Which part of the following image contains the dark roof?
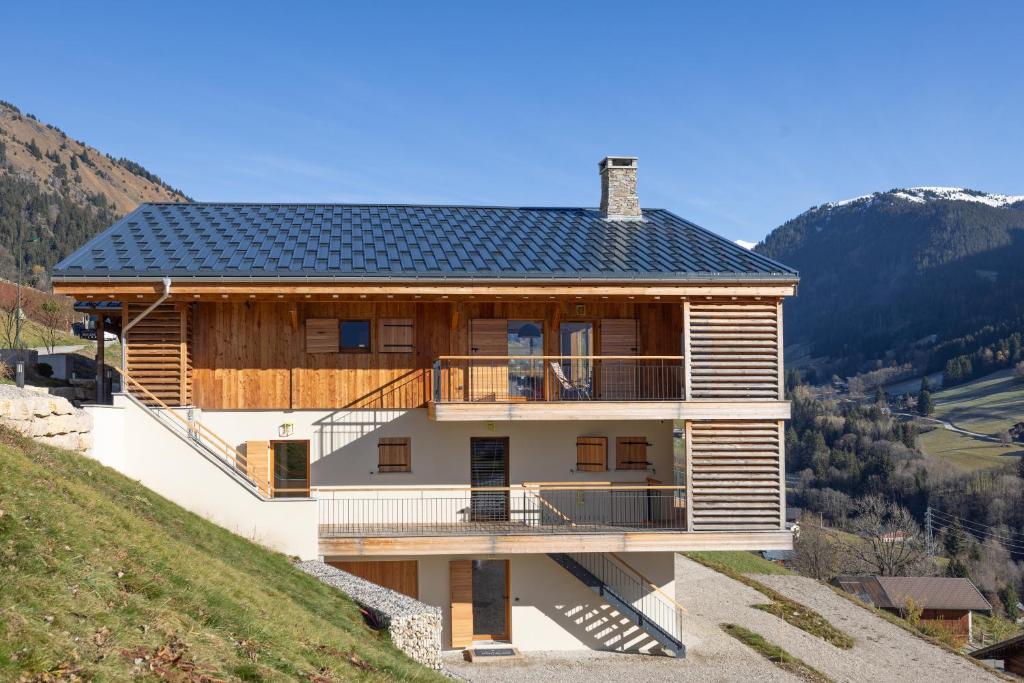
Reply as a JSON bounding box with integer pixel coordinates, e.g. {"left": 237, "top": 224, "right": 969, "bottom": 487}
{"left": 835, "top": 576, "right": 992, "bottom": 612}
{"left": 52, "top": 203, "right": 798, "bottom": 282}
{"left": 970, "top": 632, "right": 1024, "bottom": 661}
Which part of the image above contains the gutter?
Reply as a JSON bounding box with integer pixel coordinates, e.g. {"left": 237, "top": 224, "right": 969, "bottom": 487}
{"left": 120, "top": 277, "right": 172, "bottom": 374}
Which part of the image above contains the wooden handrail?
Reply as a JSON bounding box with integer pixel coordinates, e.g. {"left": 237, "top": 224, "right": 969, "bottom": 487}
{"left": 312, "top": 484, "right": 686, "bottom": 493}
{"left": 121, "top": 372, "right": 274, "bottom": 495}
{"left": 608, "top": 552, "right": 687, "bottom": 613}
{"left": 438, "top": 355, "right": 684, "bottom": 361}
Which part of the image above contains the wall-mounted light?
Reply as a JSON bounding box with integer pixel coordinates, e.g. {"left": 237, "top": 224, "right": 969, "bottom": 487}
{"left": 279, "top": 422, "right": 295, "bottom": 437}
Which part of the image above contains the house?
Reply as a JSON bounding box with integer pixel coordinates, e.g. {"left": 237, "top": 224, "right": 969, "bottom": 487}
{"left": 53, "top": 156, "right": 799, "bottom": 657}
{"left": 833, "top": 575, "right": 992, "bottom": 639}
{"left": 971, "top": 632, "right": 1024, "bottom": 676}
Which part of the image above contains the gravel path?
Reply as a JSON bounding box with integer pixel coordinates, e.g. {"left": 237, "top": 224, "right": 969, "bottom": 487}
{"left": 445, "top": 557, "right": 1000, "bottom": 682}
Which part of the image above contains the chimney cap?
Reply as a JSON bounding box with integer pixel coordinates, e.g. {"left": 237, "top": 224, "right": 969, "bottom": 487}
{"left": 599, "top": 156, "right": 638, "bottom": 173}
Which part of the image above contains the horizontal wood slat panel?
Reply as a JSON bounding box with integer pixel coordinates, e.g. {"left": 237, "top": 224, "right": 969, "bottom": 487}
{"left": 689, "top": 300, "right": 781, "bottom": 400}
{"left": 689, "top": 421, "right": 782, "bottom": 531}
{"left": 126, "top": 302, "right": 190, "bottom": 406}
{"left": 378, "top": 318, "right": 415, "bottom": 353}
{"left": 306, "top": 318, "right": 340, "bottom": 353}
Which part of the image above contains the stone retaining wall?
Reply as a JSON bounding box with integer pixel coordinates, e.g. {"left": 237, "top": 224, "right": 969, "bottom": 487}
{"left": 296, "top": 560, "right": 443, "bottom": 670}
{"left": 0, "top": 384, "right": 92, "bottom": 452}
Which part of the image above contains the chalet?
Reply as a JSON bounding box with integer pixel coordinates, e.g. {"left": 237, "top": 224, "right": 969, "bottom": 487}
{"left": 833, "top": 575, "right": 992, "bottom": 639}
{"left": 971, "top": 633, "right": 1024, "bottom": 676}
{"left": 54, "top": 156, "right": 799, "bottom": 656}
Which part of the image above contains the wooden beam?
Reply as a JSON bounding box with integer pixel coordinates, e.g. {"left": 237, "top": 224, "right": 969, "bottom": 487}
{"left": 318, "top": 530, "right": 794, "bottom": 556}
{"left": 429, "top": 400, "right": 792, "bottom": 422}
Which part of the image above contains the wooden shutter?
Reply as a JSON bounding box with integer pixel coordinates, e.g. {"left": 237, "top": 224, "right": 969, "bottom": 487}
{"left": 469, "top": 319, "right": 508, "bottom": 401}
{"left": 450, "top": 560, "right": 473, "bottom": 648}
{"left": 305, "top": 318, "right": 339, "bottom": 353}
{"left": 689, "top": 421, "right": 782, "bottom": 531}
{"left": 688, "top": 300, "right": 780, "bottom": 399}
{"left": 330, "top": 560, "right": 418, "bottom": 599}
{"left": 576, "top": 436, "right": 607, "bottom": 472}
{"left": 615, "top": 436, "right": 649, "bottom": 470}
{"left": 379, "top": 318, "right": 415, "bottom": 353}
{"left": 600, "top": 319, "right": 639, "bottom": 399}
{"left": 245, "top": 440, "right": 271, "bottom": 496}
{"left": 125, "top": 302, "right": 191, "bottom": 406}
{"left": 378, "top": 437, "right": 411, "bottom": 472}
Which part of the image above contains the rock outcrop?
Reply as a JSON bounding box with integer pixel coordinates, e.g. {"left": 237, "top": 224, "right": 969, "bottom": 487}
{"left": 0, "top": 384, "right": 93, "bottom": 452}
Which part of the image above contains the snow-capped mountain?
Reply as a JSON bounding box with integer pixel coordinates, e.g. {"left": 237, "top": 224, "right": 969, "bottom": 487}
{"left": 825, "top": 186, "right": 1024, "bottom": 211}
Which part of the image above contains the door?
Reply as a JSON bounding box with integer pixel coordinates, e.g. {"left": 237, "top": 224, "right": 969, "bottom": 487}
{"left": 472, "top": 559, "right": 510, "bottom": 641}
{"left": 600, "top": 319, "right": 639, "bottom": 399}
{"left": 469, "top": 319, "right": 508, "bottom": 401}
{"left": 271, "top": 440, "right": 310, "bottom": 498}
{"left": 470, "top": 437, "right": 509, "bottom": 522}
{"left": 558, "top": 321, "right": 594, "bottom": 399}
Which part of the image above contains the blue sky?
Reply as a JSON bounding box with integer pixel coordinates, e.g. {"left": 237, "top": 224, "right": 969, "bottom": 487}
{"left": 4, "top": 1, "right": 1023, "bottom": 243}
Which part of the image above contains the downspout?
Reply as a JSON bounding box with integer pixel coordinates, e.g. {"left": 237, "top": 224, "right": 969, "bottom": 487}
{"left": 121, "top": 277, "right": 172, "bottom": 377}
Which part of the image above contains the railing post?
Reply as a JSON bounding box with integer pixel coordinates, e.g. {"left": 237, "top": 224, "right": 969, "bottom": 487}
{"left": 432, "top": 359, "right": 442, "bottom": 402}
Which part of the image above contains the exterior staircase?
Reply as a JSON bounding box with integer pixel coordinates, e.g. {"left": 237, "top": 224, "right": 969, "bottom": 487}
{"left": 548, "top": 552, "right": 685, "bottom": 657}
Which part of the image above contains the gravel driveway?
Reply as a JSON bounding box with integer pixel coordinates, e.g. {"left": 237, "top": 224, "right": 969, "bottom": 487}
{"left": 444, "top": 555, "right": 1000, "bottom": 682}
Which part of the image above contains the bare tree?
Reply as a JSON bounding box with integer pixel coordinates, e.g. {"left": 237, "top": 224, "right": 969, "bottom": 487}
{"left": 840, "top": 496, "right": 932, "bottom": 576}
{"left": 0, "top": 287, "right": 19, "bottom": 348}
{"left": 37, "top": 298, "right": 71, "bottom": 353}
{"left": 792, "top": 514, "right": 844, "bottom": 580}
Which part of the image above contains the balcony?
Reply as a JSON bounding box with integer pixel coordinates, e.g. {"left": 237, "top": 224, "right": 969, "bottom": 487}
{"left": 428, "top": 355, "right": 790, "bottom": 421}
{"left": 315, "top": 485, "right": 792, "bottom": 556}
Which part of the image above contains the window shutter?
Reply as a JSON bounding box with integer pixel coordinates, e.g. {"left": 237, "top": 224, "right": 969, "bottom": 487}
{"left": 244, "top": 440, "right": 270, "bottom": 495}
{"left": 615, "top": 436, "right": 649, "bottom": 470}
{"left": 576, "top": 436, "right": 607, "bottom": 472}
{"left": 378, "top": 437, "right": 411, "bottom": 472}
{"left": 379, "top": 318, "right": 415, "bottom": 353}
{"left": 305, "top": 318, "right": 339, "bottom": 353}
{"left": 450, "top": 560, "right": 473, "bottom": 648}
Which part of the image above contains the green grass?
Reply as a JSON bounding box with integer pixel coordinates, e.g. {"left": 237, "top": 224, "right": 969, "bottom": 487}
{"left": 0, "top": 429, "right": 443, "bottom": 682}
{"left": 686, "top": 551, "right": 795, "bottom": 576}
{"left": 918, "top": 427, "right": 1022, "bottom": 472}
{"left": 721, "top": 623, "right": 833, "bottom": 683}
{"left": 932, "top": 368, "right": 1024, "bottom": 434}
{"left": 1, "top": 315, "right": 83, "bottom": 351}
{"left": 685, "top": 553, "right": 854, "bottom": 649}
{"left": 972, "top": 612, "right": 1023, "bottom": 646}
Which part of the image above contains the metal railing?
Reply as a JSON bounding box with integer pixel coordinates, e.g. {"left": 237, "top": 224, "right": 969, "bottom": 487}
{"left": 432, "top": 355, "right": 685, "bottom": 403}
{"left": 568, "top": 552, "right": 684, "bottom": 647}
{"left": 316, "top": 485, "right": 687, "bottom": 537}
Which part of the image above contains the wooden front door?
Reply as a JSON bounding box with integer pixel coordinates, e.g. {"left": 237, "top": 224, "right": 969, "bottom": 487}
{"left": 470, "top": 437, "right": 509, "bottom": 522}
{"left": 330, "top": 560, "right": 418, "bottom": 599}
{"left": 600, "top": 319, "right": 639, "bottom": 399}
{"left": 469, "top": 319, "right": 508, "bottom": 401}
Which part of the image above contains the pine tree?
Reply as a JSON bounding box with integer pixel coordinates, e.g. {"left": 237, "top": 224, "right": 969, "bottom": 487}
{"left": 875, "top": 386, "right": 887, "bottom": 406}
{"left": 917, "top": 386, "right": 934, "bottom": 416}
{"left": 946, "top": 557, "right": 970, "bottom": 578}
{"left": 944, "top": 519, "right": 966, "bottom": 557}
{"left": 1017, "top": 455, "right": 1024, "bottom": 480}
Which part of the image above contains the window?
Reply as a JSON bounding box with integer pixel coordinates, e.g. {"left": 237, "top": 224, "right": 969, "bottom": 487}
{"left": 340, "top": 320, "right": 371, "bottom": 352}
{"left": 616, "top": 436, "right": 650, "bottom": 470}
{"left": 508, "top": 320, "right": 543, "bottom": 399}
{"left": 378, "top": 437, "right": 411, "bottom": 472}
{"left": 378, "top": 318, "right": 415, "bottom": 353}
{"left": 576, "top": 436, "right": 607, "bottom": 472}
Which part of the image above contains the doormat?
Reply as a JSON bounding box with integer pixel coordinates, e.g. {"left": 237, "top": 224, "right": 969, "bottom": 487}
{"left": 464, "top": 647, "right": 521, "bottom": 662}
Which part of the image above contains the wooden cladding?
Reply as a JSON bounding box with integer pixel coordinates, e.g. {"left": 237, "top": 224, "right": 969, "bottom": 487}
{"left": 125, "top": 302, "right": 192, "bottom": 406}
{"left": 305, "top": 318, "right": 339, "bottom": 353}
{"left": 379, "top": 318, "right": 415, "bottom": 353}
{"left": 449, "top": 560, "right": 473, "bottom": 648}
{"left": 329, "top": 560, "right": 418, "bottom": 599}
{"left": 378, "top": 437, "right": 411, "bottom": 472}
{"left": 688, "top": 300, "right": 781, "bottom": 399}
{"left": 688, "top": 421, "right": 782, "bottom": 531}
{"left": 616, "top": 436, "right": 650, "bottom": 470}
{"left": 576, "top": 436, "right": 608, "bottom": 472}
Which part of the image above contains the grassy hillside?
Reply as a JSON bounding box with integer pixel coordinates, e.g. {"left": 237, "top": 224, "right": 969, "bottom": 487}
{"left": 917, "top": 368, "right": 1024, "bottom": 471}
{"left": 0, "top": 429, "right": 442, "bottom": 682}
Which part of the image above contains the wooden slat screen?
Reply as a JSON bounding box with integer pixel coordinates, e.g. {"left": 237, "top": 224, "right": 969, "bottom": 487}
{"left": 450, "top": 560, "right": 473, "bottom": 648}
{"left": 125, "top": 302, "right": 192, "bottom": 406}
{"left": 688, "top": 300, "right": 781, "bottom": 399}
{"left": 615, "top": 436, "right": 649, "bottom": 470}
{"left": 689, "top": 421, "right": 782, "bottom": 531}
{"left": 305, "top": 318, "right": 339, "bottom": 353}
{"left": 378, "top": 318, "right": 415, "bottom": 353}
{"left": 576, "top": 436, "right": 607, "bottom": 472}
{"left": 378, "top": 437, "right": 411, "bottom": 472}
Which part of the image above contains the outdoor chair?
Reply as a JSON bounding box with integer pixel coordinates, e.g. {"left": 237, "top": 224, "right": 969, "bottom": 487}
{"left": 550, "top": 361, "right": 592, "bottom": 400}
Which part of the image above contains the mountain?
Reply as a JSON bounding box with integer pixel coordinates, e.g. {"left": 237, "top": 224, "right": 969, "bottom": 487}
{"left": 0, "top": 100, "right": 188, "bottom": 287}
{"left": 757, "top": 187, "right": 1024, "bottom": 379}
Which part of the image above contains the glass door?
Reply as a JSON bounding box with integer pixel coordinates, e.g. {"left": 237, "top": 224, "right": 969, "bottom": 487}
{"left": 558, "top": 322, "right": 594, "bottom": 399}
{"left": 271, "top": 440, "right": 309, "bottom": 498}
{"left": 470, "top": 437, "right": 509, "bottom": 521}
{"left": 507, "top": 320, "right": 543, "bottom": 400}
{"left": 472, "top": 559, "right": 510, "bottom": 641}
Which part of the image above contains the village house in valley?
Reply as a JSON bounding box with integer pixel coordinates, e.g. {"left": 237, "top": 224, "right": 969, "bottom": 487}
{"left": 53, "top": 157, "right": 799, "bottom": 656}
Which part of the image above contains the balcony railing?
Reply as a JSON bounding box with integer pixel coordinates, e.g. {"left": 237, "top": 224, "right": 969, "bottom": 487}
{"left": 317, "top": 485, "right": 687, "bottom": 538}
{"left": 432, "top": 356, "right": 685, "bottom": 403}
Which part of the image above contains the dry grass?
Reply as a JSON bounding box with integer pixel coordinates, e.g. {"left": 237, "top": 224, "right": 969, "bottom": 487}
{"left": 721, "top": 623, "right": 833, "bottom": 683}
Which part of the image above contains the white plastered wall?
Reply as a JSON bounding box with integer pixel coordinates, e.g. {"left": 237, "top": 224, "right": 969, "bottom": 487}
{"left": 326, "top": 552, "right": 677, "bottom": 653}
{"left": 200, "top": 408, "right": 675, "bottom": 487}
{"left": 84, "top": 395, "right": 318, "bottom": 559}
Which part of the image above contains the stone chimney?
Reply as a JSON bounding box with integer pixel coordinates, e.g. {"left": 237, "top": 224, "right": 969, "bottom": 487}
{"left": 599, "top": 156, "right": 641, "bottom": 220}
